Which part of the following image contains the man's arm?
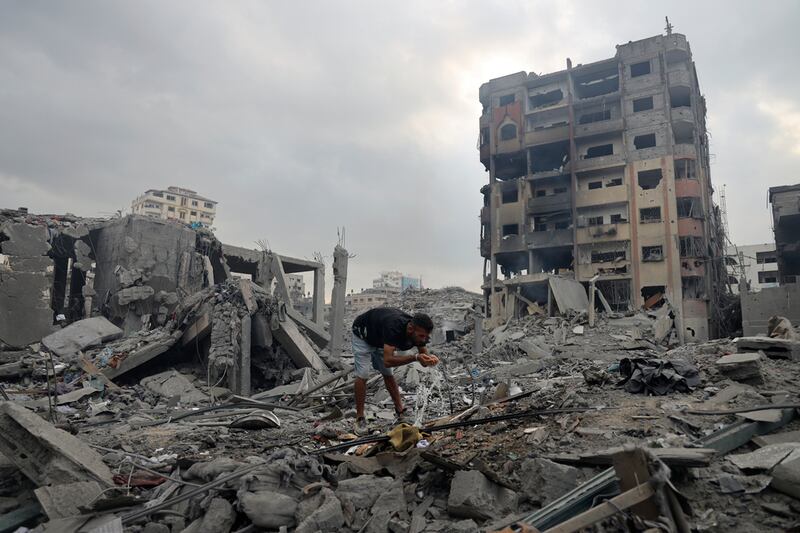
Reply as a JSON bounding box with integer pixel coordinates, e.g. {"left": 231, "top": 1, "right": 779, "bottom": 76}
{"left": 383, "top": 344, "right": 420, "bottom": 368}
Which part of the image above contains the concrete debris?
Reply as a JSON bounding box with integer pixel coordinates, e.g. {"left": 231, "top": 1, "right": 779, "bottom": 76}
{"left": 715, "top": 352, "right": 764, "bottom": 382}
{"left": 140, "top": 370, "right": 207, "bottom": 404}
{"left": 447, "top": 470, "right": 518, "bottom": 520}
{"left": 771, "top": 456, "right": 800, "bottom": 500}
{"left": 518, "top": 458, "right": 579, "bottom": 505}
{"left": 41, "top": 317, "right": 123, "bottom": 359}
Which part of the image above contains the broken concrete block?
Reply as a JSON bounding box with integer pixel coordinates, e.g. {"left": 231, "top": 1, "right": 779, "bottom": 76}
{"left": 42, "top": 316, "right": 123, "bottom": 359}
{"left": 728, "top": 443, "right": 800, "bottom": 472}
{"left": 34, "top": 481, "right": 104, "bottom": 519}
{"left": 239, "top": 490, "right": 297, "bottom": 529}
{"left": 735, "top": 336, "right": 800, "bottom": 361}
{"left": 295, "top": 487, "right": 345, "bottom": 533}
{"left": 447, "top": 470, "right": 518, "bottom": 521}
{"left": 771, "top": 456, "right": 800, "bottom": 500}
{"left": 0, "top": 401, "right": 114, "bottom": 486}
{"left": 197, "top": 497, "right": 236, "bottom": 533}
{"left": 116, "top": 285, "right": 155, "bottom": 305}
{"left": 335, "top": 474, "right": 394, "bottom": 510}
{"left": 715, "top": 353, "right": 764, "bottom": 382}
{"left": 141, "top": 370, "right": 207, "bottom": 404}
{"left": 441, "top": 519, "right": 479, "bottom": 533}
{"left": 519, "top": 457, "right": 579, "bottom": 505}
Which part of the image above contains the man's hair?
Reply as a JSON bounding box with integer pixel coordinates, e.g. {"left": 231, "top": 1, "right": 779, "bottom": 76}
{"left": 411, "top": 313, "right": 434, "bottom": 332}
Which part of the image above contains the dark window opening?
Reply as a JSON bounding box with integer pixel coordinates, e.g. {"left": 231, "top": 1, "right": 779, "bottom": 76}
{"left": 639, "top": 207, "right": 661, "bottom": 223}
{"left": 588, "top": 181, "right": 602, "bottom": 190}
{"left": 495, "top": 151, "right": 527, "bottom": 180}
{"left": 677, "top": 197, "right": 703, "bottom": 219}
{"left": 669, "top": 86, "right": 691, "bottom": 108}
{"left": 674, "top": 123, "right": 694, "bottom": 144}
{"left": 190, "top": 211, "right": 197, "bottom": 216}
{"left": 642, "top": 245, "right": 664, "bottom": 262}
{"left": 530, "top": 89, "right": 563, "bottom": 109}
{"left": 166, "top": 195, "right": 176, "bottom": 201}
{"left": 204, "top": 202, "right": 214, "bottom": 209}
{"left": 554, "top": 221, "right": 569, "bottom": 229}
{"left": 630, "top": 61, "right": 651, "bottom": 77}
{"left": 500, "top": 123, "right": 518, "bottom": 141}
{"left": 579, "top": 109, "right": 612, "bottom": 124}
{"left": 501, "top": 189, "right": 518, "bottom": 204}
{"left": 679, "top": 236, "right": 705, "bottom": 258}
{"left": 535, "top": 190, "right": 547, "bottom": 197}
{"left": 533, "top": 217, "right": 547, "bottom": 232}
{"left": 758, "top": 271, "right": 779, "bottom": 284}
{"left": 586, "top": 144, "right": 614, "bottom": 158}
{"left": 152, "top": 192, "right": 164, "bottom": 198}
{"left": 607, "top": 178, "right": 623, "bottom": 187}
{"left": 588, "top": 216, "right": 604, "bottom": 226}
{"left": 502, "top": 224, "right": 519, "bottom": 237}
{"left": 592, "top": 250, "right": 626, "bottom": 263}
{"left": 574, "top": 68, "right": 619, "bottom": 99}
{"left": 499, "top": 94, "right": 515, "bottom": 106}
{"left": 167, "top": 206, "right": 175, "bottom": 212}
{"left": 756, "top": 251, "right": 778, "bottom": 264}
{"left": 637, "top": 169, "right": 662, "bottom": 189}
{"left": 674, "top": 159, "right": 696, "bottom": 180}
{"left": 529, "top": 141, "right": 570, "bottom": 174}
{"left": 610, "top": 213, "right": 626, "bottom": 224}
{"left": 596, "top": 279, "right": 631, "bottom": 311}
{"left": 641, "top": 285, "right": 665, "bottom": 308}
{"left": 553, "top": 187, "right": 567, "bottom": 194}
{"left": 633, "top": 96, "right": 654, "bottom": 112}
{"left": 634, "top": 133, "right": 656, "bottom": 149}
{"left": 682, "top": 277, "right": 706, "bottom": 299}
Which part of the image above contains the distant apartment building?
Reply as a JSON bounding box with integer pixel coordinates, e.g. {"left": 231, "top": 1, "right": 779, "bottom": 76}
{"left": 346, "top": 288, "right": 390, "bottom": 312}
{"left": 372, "top": 271, "right": 423, "bottom": 293}
{"left": 287, "top": 274, "right": 307, "bottom": 300}
{"left": 725, "top": 243, "right": 779, "bottom": 294}
{"left": 131, "top": 186, "right": 217, "bottom": 227}
{"left": 478, "top": 31, "right": 726, "bottom": 341}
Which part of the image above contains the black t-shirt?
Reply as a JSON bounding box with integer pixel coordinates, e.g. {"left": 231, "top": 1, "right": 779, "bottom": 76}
{"left": 352, "top": 307, "right": 415, "bottom": 350}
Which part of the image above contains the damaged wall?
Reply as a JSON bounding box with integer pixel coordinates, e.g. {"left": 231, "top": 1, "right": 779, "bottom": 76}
{"left": 741, "top": 284, "right": 800, "bottom": 336}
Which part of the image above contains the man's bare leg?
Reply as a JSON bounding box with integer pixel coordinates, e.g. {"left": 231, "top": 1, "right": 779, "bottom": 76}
{"left": 355, "top": 377, "right": 367, "bottom": 419}
{"left": 383, "top": 374, "right": 404, "bottom": 415}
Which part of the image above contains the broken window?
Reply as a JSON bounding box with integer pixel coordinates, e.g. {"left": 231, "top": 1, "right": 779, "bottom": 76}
{"left": 641, "top": 286, "right": 665, "bottom": 309}
{"left": 574, "top": 67, "right": 619, "bottom": 99}
{"left": 588, "top": 216, "right": 604, "bottom": 226}
{"left": 588, "top": 181, "right": 602, "bottom": 190}
{"left": 633, "top": 96, "right": 654, "bottom": 112}
{"left": 637, "top": 169, "right": 662, "bottom": 190}
{"left": 630, "top": 61, "right": 651, "bottom": 77}
{"left": 496, "top": 150, "right": 527, "bottom": 180}
{"left": 501, "top": 189, "right": 519, "bottom": 204}
{"left": 579, "top": 109, "right": 611, "bottom": 124}
{"left": 758, "top": 271, "right": 779, "bottom": 284}
{"left": 530, "top": 89, "right": 563, "bottom": 109}
{"left": 674, "top": 159, "right": 696, "bottom": 180}
{"left": 610, "top": 213, "right": 625, "bottom": 224}
{"left": 673, "top": 123, "right": 694, "bottom": 144}
{"left": 591, "top": 250, "right": 626, "bottom": 263}
{"left": 529, "top": 141, "right": 570, "bottom": 173}
{"left": 642, "top": 245, "right": 664, "bottom": 262}
{"left": 607, "top": 178, "right": 623, "bottom": 187}
{"left": 677, "top": 197, "right": 703, "bottom": 218}
{"left": 596, "top": 279, "right": 631, "bottom": 311}
{"left": 669, "top": 86, "right": 691, "bottom": 108}
{"left": 639, "top": 207, "right": 661, "bottom": 223}
{"left": 679, "top": 236, "right": 705, "bottom": 257}
{"left": 681, "top": 276, "right": 706, "bottom": 299}
{"left": 535, "top": 189, "right": 547, "bottom": 197}
{"left": 500, "top": 123, "right": 518, "bottom": 140}
{"left": 586, "top": 144, "right": 613, "bottom": 158}
{"left": 553, "top": 187, "right": 567, "bottom": 194}
{"left": 634, "top": 133, "right": 656, "bottom": 149}
{"left": 756, "top": 251, "right": 778, "bottom": 264}
{"left": 554, "top": 220, "right": 569, "bottom": 229}
{"left": 533, "top": 222, "right": 547, "bottom": 232}
{"left": 499, "top": 94, "right": 515, "bottom": 106}
{"left": 502, "top": 224, "right": 519, "bottom": 236}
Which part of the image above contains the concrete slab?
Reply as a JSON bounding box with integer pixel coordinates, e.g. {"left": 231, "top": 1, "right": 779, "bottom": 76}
{"left": 42, "top": 317, "right": 123, "bottom": 359}
{"left": 715, "top": 353, "right": 764, "bottom": 382}
{"left": 0, "top": 401, "right": 114, "bottom": 486}
{"left": 728, "top": 443, "right": 800, "bottom": 471}
{"left": 447, "top": 470, "right": 518, "bottom": 520}
{"left": 548, "top": 276, "right": 589, "bottom": 314}
{"left": 771, "top": 456, "right": 800, "bottom": 499}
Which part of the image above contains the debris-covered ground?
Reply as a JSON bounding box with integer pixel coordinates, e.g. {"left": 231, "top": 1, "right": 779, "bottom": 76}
{"left": 2, "top": 210, "right": 800, "bottom": 532}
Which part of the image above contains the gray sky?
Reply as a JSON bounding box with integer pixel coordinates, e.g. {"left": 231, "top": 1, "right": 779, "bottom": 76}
{"left": 1, "top": 1, "right": 798, "bottom": 293}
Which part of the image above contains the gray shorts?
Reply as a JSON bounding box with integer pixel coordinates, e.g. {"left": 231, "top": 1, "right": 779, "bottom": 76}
{"left": 352, "top": 335, "right": 393, "bottom": 379}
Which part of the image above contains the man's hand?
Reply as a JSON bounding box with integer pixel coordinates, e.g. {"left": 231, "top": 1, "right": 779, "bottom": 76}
{"left": 418, "top": 353, "right": 439, "bottom": 367}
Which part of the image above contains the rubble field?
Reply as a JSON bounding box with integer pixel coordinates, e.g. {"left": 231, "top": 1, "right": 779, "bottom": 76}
{"left": 2, "top": 210, "right": 800, "bottom": 532}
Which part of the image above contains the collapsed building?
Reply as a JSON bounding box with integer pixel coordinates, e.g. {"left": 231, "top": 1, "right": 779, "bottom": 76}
{"left": 477, "top": 31, "right": 727, "bottom": 342}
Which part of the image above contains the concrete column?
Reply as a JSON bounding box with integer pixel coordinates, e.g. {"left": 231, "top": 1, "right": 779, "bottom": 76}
{"left": 328, "top": 245, "right": 348, "bottom": 359}
{"left": 237, "top": 314, "right": 251, "bottom": 396}
{"left": 472, "top": 311, "right": 483, "bottom": 356}
{"left": 312, "top": 267, "right": 325, "bottom": 326}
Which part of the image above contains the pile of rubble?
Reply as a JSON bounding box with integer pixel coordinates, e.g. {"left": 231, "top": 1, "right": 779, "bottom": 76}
{"left": 2, "top": 209, "right": 800, "bottom": 532}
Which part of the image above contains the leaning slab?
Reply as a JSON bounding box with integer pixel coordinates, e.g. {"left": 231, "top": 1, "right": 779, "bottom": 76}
{"left": 735, "top": 337, "right": 800, "bottom": 361}
{"left": 0, "top": 401, "right": 114, "bottom": 486}
{"left": 42, "top": 317, "right": 123, "bottom": 359}
{"left": 715, "top": 353, "right": 763, "bottom": 382}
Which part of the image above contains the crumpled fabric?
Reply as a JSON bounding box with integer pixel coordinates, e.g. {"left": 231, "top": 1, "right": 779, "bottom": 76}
{"left": 618, "top": 357, "right": 701, "bottom": 395}
{"left": 387, "top": 423, "right": 425, "bottom": 452}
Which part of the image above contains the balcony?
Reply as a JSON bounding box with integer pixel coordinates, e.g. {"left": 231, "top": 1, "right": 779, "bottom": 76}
{"left": 671, "top": 107, "right": 694, "bottom": 123}
{"left": 574, "top": 153, "right": 626, "bottom": 172}
{"left": 675, "top": 179, "right": 701, "bottom": 197}
{"left": 576, "top": 222, "right": 631, "bottom": 243}
{"left": 574, "top": 118, "right": 624, "bottom": 139}
{"left": 667, "top": 69, "right": 691, "bottom": 87}
{"left": 527, "top": 192, "right": 571, "bottom": 213}
{"left": 575, "top": 184, "right": 629, "bottom": 208}
{"left": 480, "top": 206, "right": 490, "bottom": 224}
{"left": 673, "top": 144, "right": 696, "bottom": 158}
{"left": 665, "top": 34, "right": 690, "bottom": 63}
{"left": 524, "top": 124, "right": 570, "bottom": 146}
{"left": 526, "top": 228, "right": 573, "bottom": 248}
{"left": 498, "top": 234, "right": 525, "bottom": 253}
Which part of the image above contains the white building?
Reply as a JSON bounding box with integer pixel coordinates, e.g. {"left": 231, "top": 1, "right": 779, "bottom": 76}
{"left": 287, "top": 274, "right": 306, "bottom": 301}
{"left": 131, "top": 186, "right": 217, "bottom": 227}
{"left": 372, "top": 271, "right": 423, "bottom": 292}
{"left": 726, "top": 243, "right": 779, "bottom": 294}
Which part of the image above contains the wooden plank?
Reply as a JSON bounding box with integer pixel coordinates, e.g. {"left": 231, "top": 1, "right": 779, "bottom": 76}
{"left": 612, "top": 448, "right": 659, "bottom": 520}
{"left": 542, "top": 482, "right": 655, "bottom": 533}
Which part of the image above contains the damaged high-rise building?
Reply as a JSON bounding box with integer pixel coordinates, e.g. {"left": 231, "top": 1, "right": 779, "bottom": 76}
{"left": 478, "top": 31, "right": 726, "bottom": 341}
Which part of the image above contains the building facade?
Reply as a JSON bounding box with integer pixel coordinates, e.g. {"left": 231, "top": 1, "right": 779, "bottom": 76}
{"left": 769, "top": 184, "right": 800, "bottom": 284}
{"left": 725, "top": 243, "right": 779, "bottom": 294}
{"left": 346, "top": 289, "right": 390, "bottom": 312}
{"left": 131, "top": 186, "right": 217, "bottom": 227}
{"left": 372, "top": 271, "right": 422, "bottom": 293}
{"left": 478, "top": 31, "right": 726, "bottom": 341}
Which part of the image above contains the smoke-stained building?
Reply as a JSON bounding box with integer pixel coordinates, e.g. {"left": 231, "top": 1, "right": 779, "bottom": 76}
{"left": 478, "top": 31, "right": 726, "bottom": 341}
